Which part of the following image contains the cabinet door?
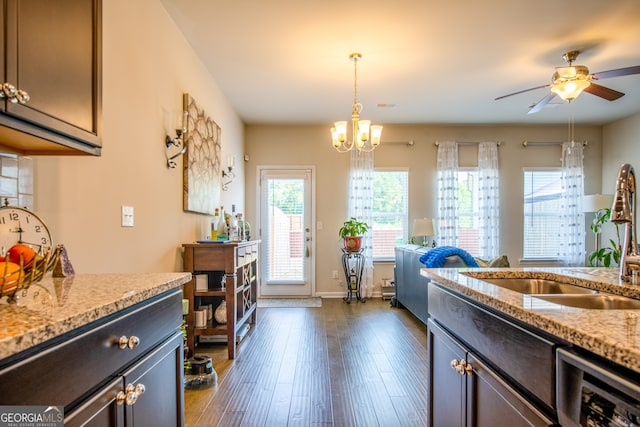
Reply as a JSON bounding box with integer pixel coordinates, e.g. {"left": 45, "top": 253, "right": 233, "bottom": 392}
{"left": 427, "top": 319, "right": 466, "bottom": 427}
{"left": 122, "top": 332, "right": 184, "bottom": 427}
{"left": 467, "top": 353, "right": 554, "bottom": 427}
{"left": 4, "top": 0, "right": 101, "bottom": 147}
{"left": 64, "top": 377, "right": 125, "bottom": 427}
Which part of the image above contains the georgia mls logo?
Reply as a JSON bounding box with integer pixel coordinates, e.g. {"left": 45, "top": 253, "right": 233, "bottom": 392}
{"left": 0, "top": 405, "right": 64, "bottom": 427}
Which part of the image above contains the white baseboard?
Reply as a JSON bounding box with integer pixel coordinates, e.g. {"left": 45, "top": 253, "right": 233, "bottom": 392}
{"left": 316, "top": 291, "right": 385, "bottom": 299}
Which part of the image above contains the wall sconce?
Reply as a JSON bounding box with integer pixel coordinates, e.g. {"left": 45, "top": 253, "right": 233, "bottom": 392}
{"left": 221, "top": 156, "right": 235, "bottom": 191}
{"left": 165, "top": 110, "right": 188, "bottom": 168}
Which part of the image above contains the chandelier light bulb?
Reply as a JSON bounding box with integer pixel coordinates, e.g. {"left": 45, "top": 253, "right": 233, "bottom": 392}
{"left": 358, "top": 120, "right": 371, "bottom": 142}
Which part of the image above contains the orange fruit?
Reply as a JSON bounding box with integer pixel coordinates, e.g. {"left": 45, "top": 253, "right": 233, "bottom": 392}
{"left": 7, "top": 244, "right": 36, "bottom": 269}
{"left": 0, "top": 261, "right": 22, "bottom": 294}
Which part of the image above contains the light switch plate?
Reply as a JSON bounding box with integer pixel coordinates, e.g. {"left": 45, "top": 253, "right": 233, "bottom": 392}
{"left": 122, "top": 205, "right": 134, "bottom": 227}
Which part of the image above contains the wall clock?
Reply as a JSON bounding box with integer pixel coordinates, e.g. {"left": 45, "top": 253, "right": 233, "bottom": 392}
{"left": 0, "top": 205, "right": 53, "bottom": 255}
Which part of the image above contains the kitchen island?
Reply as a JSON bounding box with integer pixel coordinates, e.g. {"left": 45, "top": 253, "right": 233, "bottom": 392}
{"left": 422, "top": 267, "right": 640, "bottom": 426}
{"left": 0, "top": 272, "right": 191, "bottom": 426}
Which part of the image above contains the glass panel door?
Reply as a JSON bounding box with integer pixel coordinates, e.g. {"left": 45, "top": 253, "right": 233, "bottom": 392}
{"left": 259, "top": 168, "right": 313, "bottom": 296}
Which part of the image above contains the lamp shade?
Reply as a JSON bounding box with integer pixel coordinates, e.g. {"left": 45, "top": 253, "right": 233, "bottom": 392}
{"left": 412, "top": 218, "right": 435, "bottom": 237}
{"left": 550, "top": 79, "right": 591, "bottom": 101}
{"left": 582, "top": 194, "right": 613, "bottom": 213}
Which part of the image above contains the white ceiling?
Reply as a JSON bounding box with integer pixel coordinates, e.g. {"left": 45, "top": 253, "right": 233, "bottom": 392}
{"left": 160, "top": 0, "right": 640, "bottom": 126}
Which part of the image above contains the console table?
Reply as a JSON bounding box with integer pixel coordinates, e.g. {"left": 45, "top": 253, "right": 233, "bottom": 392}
{"left": 182, "top": 241, "right": 259, "bottom": 359}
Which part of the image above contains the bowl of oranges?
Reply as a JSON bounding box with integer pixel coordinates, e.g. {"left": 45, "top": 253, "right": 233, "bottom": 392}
{"left": 0, "top": 243, "right": 56, "bottom": 300}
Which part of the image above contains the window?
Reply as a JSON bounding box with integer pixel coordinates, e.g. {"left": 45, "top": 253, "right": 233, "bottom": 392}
{"left": 457, "top": 169, "right": 480, "bottom": 255}
{"left": 523, "top": 168, "right": 562, "bottom": 259}
{"left": 372, "top": 170, "right": 408, "bottom": 260}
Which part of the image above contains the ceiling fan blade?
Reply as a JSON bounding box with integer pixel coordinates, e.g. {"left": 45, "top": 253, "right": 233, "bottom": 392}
{"left": 527, "top": 92, "right": 556, "bottom": 114}
{"left": 591, "top": 65, "right": 640, "bottom": 80}
{"left": 495, "top": 84, "right": 550, "bottom": 101}
{"left": 583, "top": 83, "right": 625, "bottom": 101}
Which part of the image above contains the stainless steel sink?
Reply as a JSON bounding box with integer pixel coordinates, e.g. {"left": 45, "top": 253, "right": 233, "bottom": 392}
{"left": 478, "top": 278, "right": 597, "bottom": 294}
{"left": 532, "top": 294, "right": 640, "bottom": 310}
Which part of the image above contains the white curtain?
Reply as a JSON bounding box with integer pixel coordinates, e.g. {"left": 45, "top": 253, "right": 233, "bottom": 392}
{"left": 558, "top": 142, "right": 585, "bottom": 266}
{"left": 478, "top": 142, "right": 500, "bottom": 259}
{"left": 348, "top": 149, "right": 374, "bottom": 297}
{"left": 436, "top": 142, "right": 459, "bottom": 247}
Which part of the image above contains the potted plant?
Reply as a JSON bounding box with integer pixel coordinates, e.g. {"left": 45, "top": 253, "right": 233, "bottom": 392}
{"left": 338, "top": 217, "right": 370, "bottom": 252}
{"left": 588, "top": 208, "right": 622, "bottom": 267}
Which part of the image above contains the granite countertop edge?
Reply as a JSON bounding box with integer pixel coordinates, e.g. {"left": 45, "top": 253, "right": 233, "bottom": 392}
{"left": 0, "top": 272, "right": 191, "bottom": 360}
{"left": 421, "top": 267, "right": 640, "bottom": 374}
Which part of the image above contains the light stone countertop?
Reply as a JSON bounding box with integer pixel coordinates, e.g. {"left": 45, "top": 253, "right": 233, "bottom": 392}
{"left": 421, "top": 267, "right": 640, "bottom": 374}
{"left": 0, "top": 272, "right": 191, "bottom": 361}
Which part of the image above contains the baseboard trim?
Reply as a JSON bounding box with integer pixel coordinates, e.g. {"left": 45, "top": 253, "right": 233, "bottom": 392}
{"left": 316, "top": 291, "right": 385, "bottom": 299}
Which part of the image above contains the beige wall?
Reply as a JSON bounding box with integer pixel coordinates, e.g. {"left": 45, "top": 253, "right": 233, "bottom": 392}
{"left": 30, "top": 0, "right": 245, "bottom": 273}
{"left": 600, "top": 112, "right": 640, "bottom": 251}
{"left": 10, "top": 0, "right": 638, "bottom": 289}
{"left": 245, "top": 123, "right": 604, "bottom": 296}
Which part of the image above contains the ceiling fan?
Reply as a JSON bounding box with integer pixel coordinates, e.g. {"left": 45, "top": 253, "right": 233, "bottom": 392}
{"left": 495, "top": 50, "right": 640, "bottom": 114}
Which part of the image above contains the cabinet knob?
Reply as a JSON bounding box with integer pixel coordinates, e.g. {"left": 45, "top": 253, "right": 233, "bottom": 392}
{"left": 450, "top": 359, "right": 473, "bottom": 376}
{"left": 116, "top": 382, "right": 146, "bottom": 406}
{"left": 118, "top": 335, "right": 141, "bottom": 349}
{"left": 16, "top": 89, "right": 30, "bottom": 104}
{"left": 0, "top": 83, "right": 29, "bottom": 104}
{"left": 1, "top": 83, "right": 16, "bottom": 98}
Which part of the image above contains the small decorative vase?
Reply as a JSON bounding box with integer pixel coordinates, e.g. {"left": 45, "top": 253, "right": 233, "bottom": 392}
{"left": 343, "top": 236, "right": 362, "bottom": 252}
{"left": 214, "top": 300, "right": 227, "bottom": 324}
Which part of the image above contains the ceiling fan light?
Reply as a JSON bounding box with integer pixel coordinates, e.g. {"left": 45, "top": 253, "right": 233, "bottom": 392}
{"left": 551, "top": 79, "right": 591, "bottom": 101}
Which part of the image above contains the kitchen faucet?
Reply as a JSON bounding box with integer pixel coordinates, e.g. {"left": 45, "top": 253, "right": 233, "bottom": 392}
{"left": 610, "top": 163, "right": 640, "bottom": 282}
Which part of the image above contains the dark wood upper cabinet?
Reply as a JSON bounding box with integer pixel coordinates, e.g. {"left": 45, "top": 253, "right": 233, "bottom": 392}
{"left": 0, "top": 0, "right": 102, "bottom": 155}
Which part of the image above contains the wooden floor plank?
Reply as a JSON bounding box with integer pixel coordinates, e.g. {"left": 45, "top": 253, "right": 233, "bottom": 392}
{"left": 186, "top": 298, "right": 428, "bottom": 426}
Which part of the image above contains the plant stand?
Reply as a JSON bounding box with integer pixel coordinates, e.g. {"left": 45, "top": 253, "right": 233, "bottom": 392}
{"left": 341, "top": 248, "right": 366, "bottom": 303}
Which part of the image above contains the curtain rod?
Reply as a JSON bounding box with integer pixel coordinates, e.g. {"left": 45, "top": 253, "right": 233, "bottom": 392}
{"left": 384, "top": 139, "right": 415, "bottom": 146}
{"left": 434, "top": 141, "right": 502, "bottom": 146}
{"left": 522, "top": 140, "right": 588, "bottom": 147}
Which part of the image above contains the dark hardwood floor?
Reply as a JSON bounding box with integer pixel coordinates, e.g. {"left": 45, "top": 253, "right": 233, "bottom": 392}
{"left": 185, "top": 298, "right": 428, "bottom": 427}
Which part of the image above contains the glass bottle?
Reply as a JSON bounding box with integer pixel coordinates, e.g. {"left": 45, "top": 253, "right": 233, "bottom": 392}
{"left": 229, "top": 205, "right": 239, "bottom": 241}
{"left": 217, "top": 206, "right": 228, "bottom": 240}
{"left": 211, "top": 208, "right": 220, "bottom": 240}
{"left": 237, "top": 213, "right": 245, "bottom": 242}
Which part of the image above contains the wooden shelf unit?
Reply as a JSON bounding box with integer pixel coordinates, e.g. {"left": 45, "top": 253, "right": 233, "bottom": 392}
{"left": 182, "top": 241, "right": 259, "bottom": 359}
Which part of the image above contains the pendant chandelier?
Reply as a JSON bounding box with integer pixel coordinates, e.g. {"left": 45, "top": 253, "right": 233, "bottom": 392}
{"left": 331, "top": 52, "right": 383, "bottom": 152}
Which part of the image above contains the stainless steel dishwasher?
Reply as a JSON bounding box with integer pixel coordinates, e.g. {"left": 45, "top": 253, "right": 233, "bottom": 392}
{"left": 557, "top": 347, "right": 640, "bottom": 426}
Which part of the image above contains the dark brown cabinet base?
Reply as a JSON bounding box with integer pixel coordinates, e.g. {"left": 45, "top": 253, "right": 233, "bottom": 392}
{"left": 0, "top": 289, "right": 184, "bottom": 426}
{"left": 428, "top": 319, "right": 554, "bottom": 427}
{"left": 427, "top": 283, "right": 559, "bottom": 426}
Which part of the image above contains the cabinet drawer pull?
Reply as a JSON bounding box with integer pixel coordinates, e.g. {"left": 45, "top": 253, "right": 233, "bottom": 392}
{"left": 15, "top": 89, "right": 30, "bottom": 104}
{"left": 1, "top": 83, "right": 16, "bottom": 99}
{"left": 450, "top": 359, "right": 463, "bottom": 375}
{"left": 118, "top": 335, "right": 141, "bottom": 349}
{"left": 0, "top": 83, "right": 29, "bottom": 104}
{"left": 116, "top": 382, "right": 146, "bottom": 406}
{"left": 463, "top": 360, "right": 473, "bottom": 376}
{"left": 450, "top": 359, "right": 473, "bottom": 376}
